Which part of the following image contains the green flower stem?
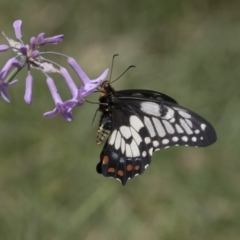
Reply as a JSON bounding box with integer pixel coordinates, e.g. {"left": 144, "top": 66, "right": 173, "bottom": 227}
{"left": 4, "top": 67, "right": 22, "bottom": 83}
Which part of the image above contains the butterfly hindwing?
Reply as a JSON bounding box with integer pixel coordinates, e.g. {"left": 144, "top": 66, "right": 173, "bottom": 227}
{"left": 98, "top": 108, "right": 154, "bottom": 185}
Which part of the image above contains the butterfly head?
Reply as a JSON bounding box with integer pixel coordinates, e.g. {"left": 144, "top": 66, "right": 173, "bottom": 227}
{"left": 99, "top": 80, "right": 115, "bottom": 98}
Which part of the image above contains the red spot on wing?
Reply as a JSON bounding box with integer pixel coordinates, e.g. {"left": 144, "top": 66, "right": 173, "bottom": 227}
{"left": 134, "top": 165, "right": 140, "bottom": 171}
{"left": 108, "top": 167, "right": 115, "bottom": 173}
{"left": 102, "top": 155, "right": 109, "bottom": 165}
{"left": 117, "top": 170, "right": 124, "bottom": 176}
{"left": 127, "top": 164, "right": 133, "bottom": 171}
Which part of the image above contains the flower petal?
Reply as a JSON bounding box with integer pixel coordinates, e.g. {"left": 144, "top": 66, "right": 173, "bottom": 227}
{"left": 63, "top": 99, "right": 78, "bottom": 112}
{"left": 0, "top": 80, "right": 18, "bottom": 103}
{"left": 13, "top": 20, "right": 22, "bottom": 40}
{"left": 31, "top": 50, "right": 40, "bottom": 58}
{"left": 1, "top": 58, "right": 20, "bottom": 78}
{"left": 0, "top": 45, "right": 9, "bottom": 52}
{"left": 83, "top": 68, "right": 109, "bottom": 96}
{"left": 36, "top": 33, "right": 45, "bottom": 45}
{"left": 68, "top": 57, "right": 109, "bottom": 97}
{"left": 19, "top": 46, "right": 28, "bottom": 56}
{"left": 60, "top": 67, "right": 78, "bottom": 98}
{"left": 43, "top": 99, "right": 77, "bottom": 121}
{"left": 30, "top": 37, "right": 37, "bottom": 49}
{"left": 39, "top": 34, "right": 64, "bottom": 46}
{"left": 0, "top": 84, "right": 11, "bottom": 102}
{"left": 24, "top": 73, "right": 33, "bottom": 104}
{"left": 43, "top": 108, "right": 58, "bottom": 118}
{"left": 46, "top": 77, "right": 62, "bottom": 104}
{"left": 68, "top": 57, "right": 90, "bottom": 85}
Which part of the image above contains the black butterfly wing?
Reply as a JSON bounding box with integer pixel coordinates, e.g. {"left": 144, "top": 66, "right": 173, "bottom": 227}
{"left": 97, "top": 105, "right": 154, "bottom": 185}
{"left": 97, "top": 92, "right": 217, "bottom": 185}
{"left": 116, "top": 89, "right": 178, "bottom": 104}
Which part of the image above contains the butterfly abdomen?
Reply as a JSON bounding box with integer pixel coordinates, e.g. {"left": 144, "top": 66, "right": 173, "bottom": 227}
{"left": 97, "top": 113, "right": 112, "bottom": 144}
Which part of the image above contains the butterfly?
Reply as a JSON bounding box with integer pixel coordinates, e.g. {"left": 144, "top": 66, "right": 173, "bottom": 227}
{"left": 95, "top": 66, "right": 217, "bottom": 185}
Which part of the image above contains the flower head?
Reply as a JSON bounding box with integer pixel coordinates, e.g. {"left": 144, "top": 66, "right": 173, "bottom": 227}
{"left": 3, "top": 20, "right": 63, "bottom": 74}
{"left": 0, "top": 20, "right": 109, "bottom": 121}
{"left": 43, "top": 77, "right": 78, "bottom": 121}
{"left": 1, "top": 20, "right": 64, "bottom": 108}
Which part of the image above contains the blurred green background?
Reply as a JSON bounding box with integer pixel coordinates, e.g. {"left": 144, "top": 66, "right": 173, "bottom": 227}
{"left": 0, "top": 0, "right": 240, "bottom": 239}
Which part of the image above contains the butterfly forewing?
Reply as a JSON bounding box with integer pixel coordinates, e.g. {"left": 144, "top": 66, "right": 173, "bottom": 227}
{"left": 127, "top": 99, "right": 217, "bottom": 149}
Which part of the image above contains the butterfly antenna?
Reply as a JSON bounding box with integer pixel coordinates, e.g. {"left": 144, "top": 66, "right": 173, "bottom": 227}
{"left": 110, "top": 65, "right": 136, "bottom": 84}
{"left": 109, "top": 54, "right": 119, "bottom": 81}
{"left": 91, "top": 107, "right": 99, "bottom": 126}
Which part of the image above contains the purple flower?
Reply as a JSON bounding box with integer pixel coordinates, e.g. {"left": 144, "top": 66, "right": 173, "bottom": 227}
{"left": 38, "top": 34, "right": 64, "bottom": 46}
{"left": 59, "top": 67, "right": 78, "bottom": 99}
{"left": 43, "top": 77, "right": 78, "bottom": 121}
{"left": 0, "top": 19, "right": 109, "bottom": 121}
{"left": 1, "top": 57, "right": 22, "bottom": 73}
{"left": 24, "top": 73, "right": 33, "bottom": 104}
{"left": 0, "top": 73, "right": 17, "bottom": 102}
{"left": 13, "top": 20, "right": 22, "bottom": 40}
{"left": 0, "top": 58, "right": 20, "bottom": 102}
{"left": 68, "top": 57, "right": 109, "bottom": 98}
{"left": 0, "top": 45, "right": 9, "bottom": 52}
{"left": 3, "top": 20, "right": 64, "bottom": 73}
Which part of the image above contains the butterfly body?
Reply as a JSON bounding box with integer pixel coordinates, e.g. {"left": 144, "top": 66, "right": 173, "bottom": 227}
{"left": 96, "top": 81, "right": 217, "bottom": 185}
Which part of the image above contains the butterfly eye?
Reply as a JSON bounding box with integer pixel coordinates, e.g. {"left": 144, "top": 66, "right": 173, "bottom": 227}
{"left": 104, "top": 83, "right": 110, "bottom": 90}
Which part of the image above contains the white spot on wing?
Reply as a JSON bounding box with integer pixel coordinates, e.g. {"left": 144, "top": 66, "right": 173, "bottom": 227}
{"left": 152, "top": 117, "right": 166, "bottom": 137}
{"left": 195, "top": 129, "right": 200, "bottom": 134}
{"left": 162, "top": 120, "right": 175, "bottom": 134}
{"left": 130, "top": 140, "right": 140, "bottom": 157}
{"left": 192, "top": 136, "right": 197, "bottom": 142}
{"left": 180, "top": 119, "right": 193, "bottom": 134}
{"left": 121, "top": 138, "right": 125, "bottom": 154}
{"left": 201, "top": 124, "right": 207, "bottom": 130}
{"left": 130, "top": 115, "right": 144, "bottom": 132}
{"left": 109, "top": 130, "right": 117, "bottom": 145}
{"left": 163, "top": 107, "right": 175, "bottom": 119}
{"left": 125, "top": 144, "right": 132, "bottom": 157}
{"left": 145, "top": 164, "right": 149, "bottom": 169}
{"left": 140, "top": 102, "right": 160, "bottom": 117}
{"left": 130, "top": 127, "right": 142, "bottom": 145}
{"left": 120, "top": 126, "right": 131, "bottom": 139}
{"left": 142, "top": 151, "right": 147, "bottom": 157}
{"left": 115, "top": 131, "right": 121, "bottom": 150}
{"left": 185, "top": 119, "right": 193, "bottom": 128}
{"left": 153, "top": 140, "right": 159, "bottom": 147}
{"left": 178, "top": 110, "right": 191, "bottom": 118}
{"left": 182, "top": 136, "right": 188, "bottom": 142}
{"left": 144, "top": 116, "right": 156, "bottom": 137}
{"left": 149, "top": 147, "right": 153, "bottom": 156}
{"left": 172, "top": 136, "right": 179, "bottom": 142}
{"left": 175, "top": 124, "right": 184, "bottom": 133}
{"left": 144, "top": 137, "right": 151, "bottom": 144}
{"left": 162, "top": 139, "right": 169, "bottom": 144}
